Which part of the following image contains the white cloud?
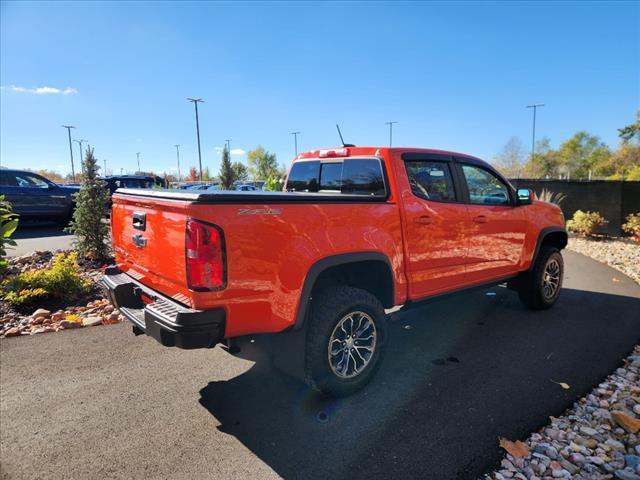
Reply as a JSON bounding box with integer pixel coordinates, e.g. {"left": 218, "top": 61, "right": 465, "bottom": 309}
{"left": 230, "top": 148, "right": 246, "bottom": 156}
{"left": 214, "top": 146, "right": 224, "bottom": 152}
{"left": 1, "top": 85, "right": 78, "bottom": 95}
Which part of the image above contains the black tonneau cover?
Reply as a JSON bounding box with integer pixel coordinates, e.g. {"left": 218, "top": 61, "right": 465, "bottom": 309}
{"left": 114, "top": 188, "right": 386, "bottom": 204}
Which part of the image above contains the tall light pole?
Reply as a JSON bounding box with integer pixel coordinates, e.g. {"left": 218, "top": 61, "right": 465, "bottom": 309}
{"left": 174, "top": 145, "right": 181, "bottom": 181}
{"left": 385, "top": 121, "right": 398, "bottom": 147}
{"left": 225, "top": 139, "right": 232, "bottom": 155}
{"left": 73, "top": 139, "right": 86, "bottom": 173}
{"left": 291, "top": 131, "right": 301, "bottom": 156}
{"left": 136, "top": 152, "right": 141, "bottom": 173}
{"left": 526, "top": 104, "right": 545, "bottom": 168}
{"left": 103, "top": 159, "right": 107, "bottom": 176}
{"left": 62, "top": 125, "right": 76, "bottom": 182}
{"left": 187, "top": 97, "right": 204, "bottom": 181}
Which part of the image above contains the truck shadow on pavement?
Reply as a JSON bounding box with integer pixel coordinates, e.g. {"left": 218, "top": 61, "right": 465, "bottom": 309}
{"left": 198, "top": 285, "right": 640, "bottom": 480}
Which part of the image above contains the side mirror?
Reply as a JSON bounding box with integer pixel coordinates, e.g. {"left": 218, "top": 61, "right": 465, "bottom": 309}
{"left": 517, "top": 188, "right": 533, "bottom": 205}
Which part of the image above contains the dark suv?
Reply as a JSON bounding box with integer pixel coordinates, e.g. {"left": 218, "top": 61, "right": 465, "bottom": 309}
{"left": 0, "top": 169, "right": 79, "bottom": 224}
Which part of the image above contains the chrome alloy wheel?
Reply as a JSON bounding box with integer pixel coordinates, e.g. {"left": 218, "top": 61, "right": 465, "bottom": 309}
{"left": 542, "top": 258, "right": 561, "bottom": 300}
{"left": 328, "top": 311, "right": 377, "bottom": 379}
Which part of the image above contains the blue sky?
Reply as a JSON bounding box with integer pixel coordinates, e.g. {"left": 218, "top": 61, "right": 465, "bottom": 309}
{"left": 1, "top": 1, "right": 638, "bottom": 178}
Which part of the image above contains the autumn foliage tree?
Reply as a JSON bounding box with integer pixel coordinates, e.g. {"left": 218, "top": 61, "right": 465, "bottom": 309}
{"left": 187, "top": 166, "right": 198, "bottom": 181}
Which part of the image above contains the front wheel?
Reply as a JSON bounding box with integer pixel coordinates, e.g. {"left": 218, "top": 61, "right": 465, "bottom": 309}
{"left": 517, "top": 246, "right": 564, "bottom": 310}
{"left": 305, "top": 286, "right": 387, "bottom": 397}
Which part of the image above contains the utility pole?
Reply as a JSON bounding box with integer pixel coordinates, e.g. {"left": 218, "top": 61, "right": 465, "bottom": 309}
{"left": 291, "top": 131, "right": 301, "bottom": 156}
{"left": 174, "top": 145, "right": 181, "bottom": 181}
{"left": 385, "top": 121, "right": 398, "bottom": 147}
{"left": 187, "top": 97, "right": 204, "bottom": 181}
{"left": 61, "top": 125, "right": 76, "bottom": 182}
{"left": 136, "top": 152, "right": 141, "bottom": 173}
{"left": 225, "top": 139, "right": 232, "bottom": 155}
{"left": 73, "top": 139, "right": 86, "bottom": 173}
{"left": 526, "top": 104, "right": 545, "bottom": 171}
{"left": 103, "top": 159, "right": 107, "bottom": 175}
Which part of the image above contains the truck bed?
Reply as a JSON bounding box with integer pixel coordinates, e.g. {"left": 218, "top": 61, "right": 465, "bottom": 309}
{"left": 110, "top": 188, "right": 405, "bottom": 338}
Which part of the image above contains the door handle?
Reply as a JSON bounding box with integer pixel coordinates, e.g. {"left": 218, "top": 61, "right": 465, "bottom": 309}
{"left": 473, "top": 215, "right": 488, "bottom": 223}
{"left": 413, "top": 215, "right": 432, "bottom": 225}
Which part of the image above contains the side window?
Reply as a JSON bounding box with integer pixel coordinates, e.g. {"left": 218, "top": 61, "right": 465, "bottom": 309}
{"left": 0, "top": 173, "right": 18, "bottom": 187}
{"left": 405, "top": 161, "right": 456, "bottom": 202}
{"left": 15, "top": 174, "right": 49, "bottom": 188}
{"left": 286, "top": 161, "right": 320, "bottom": 192}
{"left": 462, "top": 165, "right": 511, "bottom": 205}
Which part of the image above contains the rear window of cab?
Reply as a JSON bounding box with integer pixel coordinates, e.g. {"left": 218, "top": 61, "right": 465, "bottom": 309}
{"left": 285, "top": 159, "right": 386, "bottom": 196}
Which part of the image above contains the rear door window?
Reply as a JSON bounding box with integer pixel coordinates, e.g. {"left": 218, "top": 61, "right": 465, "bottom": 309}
{"left": 0, "top": 173, "right": 18, "bottom": 187}
{"left": 405, "top": 161, "right": 456, "bottom": 202}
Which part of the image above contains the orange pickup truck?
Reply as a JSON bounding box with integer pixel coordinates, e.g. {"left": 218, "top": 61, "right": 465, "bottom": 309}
{"left": 103, "top": 146, "right": 567, "bottom": 396}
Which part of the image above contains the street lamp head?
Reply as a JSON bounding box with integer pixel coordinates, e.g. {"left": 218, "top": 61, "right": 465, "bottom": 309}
{"left": 526, "top": 104, "right": 545, "bottom": 108}
{"left": 61, "top": 125, "right": 75, "bottom": 129}
{"left": 187, "top": 97, "right": 204, "bottom": 103}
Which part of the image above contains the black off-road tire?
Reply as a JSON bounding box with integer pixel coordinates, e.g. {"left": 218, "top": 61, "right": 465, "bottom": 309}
{"left": 517, "top": 246, "right": 564, "bottom": 310}
{"left": 305, "top": 286, "right": 387, "bottom": 397}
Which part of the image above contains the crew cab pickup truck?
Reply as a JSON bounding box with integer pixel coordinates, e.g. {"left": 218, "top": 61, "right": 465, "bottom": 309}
{"left": 103, "top": 147, "right": 567, "bottom": 396}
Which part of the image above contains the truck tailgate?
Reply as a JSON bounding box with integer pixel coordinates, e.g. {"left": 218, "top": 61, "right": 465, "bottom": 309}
{"left": 111, "top": 192, "right": 194, "bottom": 306}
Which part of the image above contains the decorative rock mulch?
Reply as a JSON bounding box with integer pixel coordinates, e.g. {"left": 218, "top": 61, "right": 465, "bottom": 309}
{"left": 1, "top": 250, "right": 125, "bottom": 338}
{"left": 1, "top": 300, "right": 124, "bottom": 338}
{"left": 568, "top": 237, "right": 640, "bottom": 285}
{"left": 485, "top": 346, "right": 640, "bottom": 480}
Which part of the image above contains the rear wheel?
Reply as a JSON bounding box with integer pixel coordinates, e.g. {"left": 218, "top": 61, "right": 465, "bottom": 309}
{"left": 305, "top": 286, "right": 387, "bottom": 397}
{"left": 517, "top": 246, "right": 563, "bottom": 310}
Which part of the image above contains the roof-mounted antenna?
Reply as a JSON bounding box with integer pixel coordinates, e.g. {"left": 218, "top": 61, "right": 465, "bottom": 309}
{"left": 336, "top": 124, "right": 355, "bottom": 147}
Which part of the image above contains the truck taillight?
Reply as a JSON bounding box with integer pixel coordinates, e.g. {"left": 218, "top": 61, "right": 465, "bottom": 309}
{"left": 185, "top": 219, "right": 226, "bottom": 291}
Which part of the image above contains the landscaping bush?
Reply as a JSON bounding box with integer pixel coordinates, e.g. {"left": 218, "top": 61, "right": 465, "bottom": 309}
{"left": 622, "top": 212, "right": 640, "bottom": 241}
{"left": 0, "top": 195, "right": 19, "bottom": 273}
{"left": 65, "top": 146, "right": 111, "bottom": 261}
{"left": 1, "top": 252, "right": 90, "bottom": 305}
{"left": 566, "top": 210, "right": 609, "bottom": 237}
{"left": 535, "top": 189, "right": 567, "bottom": 206}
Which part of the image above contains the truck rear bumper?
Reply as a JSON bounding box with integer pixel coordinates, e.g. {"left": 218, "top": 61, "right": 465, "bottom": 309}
{"left": 101, "top": 267, "right": 225, "bottom": 349}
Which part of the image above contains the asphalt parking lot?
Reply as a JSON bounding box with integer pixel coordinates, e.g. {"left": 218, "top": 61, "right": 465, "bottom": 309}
{"left": 1, "top": 250, "right": 639, "bottom": 480}
{"left": 9, "top": 222, "right": 75, "bottom": 258}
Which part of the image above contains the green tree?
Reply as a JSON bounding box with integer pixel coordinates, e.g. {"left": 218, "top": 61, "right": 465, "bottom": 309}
{"left": 522, "top": 137, "right": 560, "bottom": 178}
{"left": 65, "top": 146, "right": 111, "bottom": 261}
{"left": 218, "top": 145, "right": 236, "bottom": 190}
{"left": 618, "top": 111, "right": 640, "bottom": 145}
{"left": 231, "top": 162, "right": 249, "bottom": 182}
{"left": 557, "top": 131, "right": 610, "bottom": 179}
{"left": 247, "top": 146, "right": 278, "bottom": 180}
